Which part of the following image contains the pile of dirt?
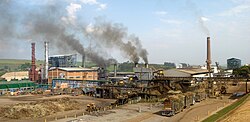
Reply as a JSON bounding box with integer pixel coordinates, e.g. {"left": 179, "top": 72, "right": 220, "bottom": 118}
{"left": 0, "top": 97, "right": 82, "bottom": 119}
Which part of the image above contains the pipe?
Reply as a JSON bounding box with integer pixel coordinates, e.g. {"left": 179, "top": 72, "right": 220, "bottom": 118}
{"left": 44, "top": 41, "right": 49, "bottom": 80}
{"left": 114, "top": 64, "right": 117, "bottom": 77}
{"left": 206, "top": 37, "right": 211, "bottom": 72}
{"left": 30, "top": 43, "right": 36, "bottom": 81}
{"left": 135, "top": 63, "right": 138, "bottom": 68}
{"left": 82, "top": 55, "right": 85, "bottom": 68}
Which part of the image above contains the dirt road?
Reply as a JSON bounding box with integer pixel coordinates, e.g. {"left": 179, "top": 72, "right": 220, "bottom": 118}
{"left": 55, "top": 96, "right": 232, "bottom": 122}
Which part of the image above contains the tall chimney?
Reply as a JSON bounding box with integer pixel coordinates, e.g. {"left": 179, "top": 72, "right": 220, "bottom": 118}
{"left": 114, "top": 64, "right": 117, "bottom": 77}
{"left": 30, "top": 43, "right": 36, "bottom": 81}
{"left": 82, "top": 55, "right": 85, "bottom": 68}
{"left": 206, "top": 37, "right": 211, "bottom": 76}
{"left": 44, "top": 41, "right": 49, "bottom": 81}
{"left": 145, "top": 63, "right": 149, "bottom": 68}
{"left": 135, "top": 62, "right": 138, "bottom": 68}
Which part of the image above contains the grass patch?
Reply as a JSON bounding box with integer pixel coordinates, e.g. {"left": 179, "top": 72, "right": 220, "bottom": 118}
{"left": 202, "top": 94, "right": 249, "bottom": 122}
{"left": 0, "top": 59, "right": 43, "bottom": 65}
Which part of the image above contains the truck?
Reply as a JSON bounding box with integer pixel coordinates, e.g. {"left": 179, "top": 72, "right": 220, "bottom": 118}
{"left": 194, "top": 90, "right": 206, "bottom": 102}
{"left": 184, "top": 92, "right": 195, "bottom": 108}
{"left": 162, "top": 95, "right": 184, "bottom": 117}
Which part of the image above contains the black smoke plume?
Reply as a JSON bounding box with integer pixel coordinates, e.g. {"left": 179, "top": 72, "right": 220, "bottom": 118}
{"left": 83, "top": 18, "right": 148, "bottom": 63}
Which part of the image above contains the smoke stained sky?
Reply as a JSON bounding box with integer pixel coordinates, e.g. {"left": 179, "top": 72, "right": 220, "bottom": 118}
{"left": 0, "top": 0, "right": 250, "bottom": 65}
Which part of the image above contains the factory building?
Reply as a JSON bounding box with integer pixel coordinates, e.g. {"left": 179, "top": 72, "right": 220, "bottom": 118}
{"left": 108, "top": 72, "right": 136, "bottom": 82}
{"left": 51, "top": 79, "right": 108, "bottom": 90}
{"left": 177, "top": 63, "right": 190, "bottom": 69}
{"left": 227, "top": 58, "right": 241, "bottom": 69}
{"left": 48, "top": 54, "right": 77, "bottom": 67}
{"left": 48, "top": 67, "right": 98, "bottom": 85}
{"left": 164, "top": 68, "right": 210, "bottom": 77}
{"left": 133, "top": 67, "right": 153, "bottom": 80}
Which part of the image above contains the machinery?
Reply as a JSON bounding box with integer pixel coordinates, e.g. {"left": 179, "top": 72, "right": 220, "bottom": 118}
{"left": 153, "top": 70, "right": 164, "bottom": 79}
{"left": 86, "top": 103, "right": 98, "bottom": 113}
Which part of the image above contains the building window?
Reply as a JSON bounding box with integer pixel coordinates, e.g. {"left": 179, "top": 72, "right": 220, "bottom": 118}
{"left": 76, "top": 76, "right": 80, "bottom": 78}
{"left": 69, "top": 77, "right": 74, "bottom": 78}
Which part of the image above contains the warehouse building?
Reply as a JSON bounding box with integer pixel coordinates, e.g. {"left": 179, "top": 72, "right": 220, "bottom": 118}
{"left": 1, "top": 71, "right": 29, "bottom": 81}
{"left": 48, "top": 67, "right": 98, "bottom": 85}
{"left": 164, "top": 68, "right": 210, "bottom": 77}
{"left": 49, "top": 54, "right": 77, "bottom": 67}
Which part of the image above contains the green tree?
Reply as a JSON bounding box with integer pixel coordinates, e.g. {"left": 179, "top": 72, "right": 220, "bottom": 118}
{"left": 18, "top": 63, "right": 31, "bottom": 71}
{"left": 233, "top": 66, "right": 250, "bottom": 77}
{"left": 118, "top": 62, "right": 134, "bottom": 72}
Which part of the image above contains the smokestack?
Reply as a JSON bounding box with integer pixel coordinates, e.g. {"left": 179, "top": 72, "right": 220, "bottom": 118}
{"left": 114, "top": 64, "right": 117, "bottom": 77}
{"left": 206, "top": 37, "right": 211, "bottom": 75}
{"left": 135, "top": 62, "right": 138, "bottom": 68}
{"left": 44, "top": 41, "right": 49, "bottom": 81}
{"left": 145, "top": 63, "right": 149, "bottom": 68}
{"left": 30, "top": 43, "right": 36, "bottom": 81}
{"left": 82, "top": 55, "right": 85, "bottom": 68}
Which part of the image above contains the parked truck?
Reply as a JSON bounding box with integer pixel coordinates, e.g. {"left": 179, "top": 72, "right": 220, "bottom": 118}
{"left": 194, "top": 90, "right": 206, "bottom": 102}
{"left": 162, "top": 95, "right": 184, "bottom": 117}
{"left": 184, "top": 92, "right": 195, "bottom": 108}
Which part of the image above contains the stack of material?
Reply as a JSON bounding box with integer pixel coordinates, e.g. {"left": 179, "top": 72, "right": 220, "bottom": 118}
{"left": 0, "top": 97, "right": 81, "bottom": 119}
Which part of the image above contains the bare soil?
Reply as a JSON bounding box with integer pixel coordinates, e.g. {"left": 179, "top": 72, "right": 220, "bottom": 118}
{"left": 0, "top": 82, "right": 248, "bottom": 122}
{"left": 0, "top": 95, "right": 115, "bottom": 122}
{"left": 52, "top": 97, "right": 232, "bottom": 122}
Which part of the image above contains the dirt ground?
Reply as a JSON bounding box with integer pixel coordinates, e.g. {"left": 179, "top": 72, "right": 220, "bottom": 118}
{"left": 49, "top": 83, "right": 249, "bottom": 122}
{"left": 0, "top": 95, "right": 115, "bottom": 122}
{"left": 52, "top": 96, "right": 233, "bottom": 122}
{"left": 0, "top": 82, "right": 248, "bottom": 122}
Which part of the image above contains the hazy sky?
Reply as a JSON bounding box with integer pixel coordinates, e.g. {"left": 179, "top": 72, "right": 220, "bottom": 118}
{"left": 0, "top": 0, "right": 249, "bottom": 66}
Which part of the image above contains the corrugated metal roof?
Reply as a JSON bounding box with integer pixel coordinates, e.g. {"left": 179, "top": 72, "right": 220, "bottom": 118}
{"left": 133, "top": 67, "right": 152, "bottom": 73}
{"left": 49, "top": 67, "right": 97, "bottom": 71}
{"left": 164, "top": 69, "right": 191, "bottom": 77}
{"left": 109, "top": 72, "right": 135, "bottom": 75}
{"left": 164, "top": 68, "right": 209, "bottom": 77}
{"left": 179, "top": 68, "right": 209, "bottom": 75}
{"left": 49, "top": 54, "right": 76, "bottom": 57}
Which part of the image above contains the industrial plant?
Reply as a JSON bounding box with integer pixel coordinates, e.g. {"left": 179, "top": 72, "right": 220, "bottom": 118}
{"left": 0, "top": 1, "right": 250, "bottom": 122}
{"left": 0, "top": 36, "right": 249, "bottom": 122}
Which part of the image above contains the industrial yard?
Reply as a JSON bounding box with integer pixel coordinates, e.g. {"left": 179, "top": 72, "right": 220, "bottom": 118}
{"left": 0, "top": 81, "right": 249, "bottom": 122}
{"left": 0, "top": 95, "right": 115, "bottom": 122}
